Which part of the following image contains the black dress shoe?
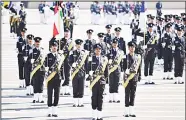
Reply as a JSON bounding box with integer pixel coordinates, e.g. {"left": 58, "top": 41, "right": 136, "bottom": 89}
{"left": 92, "top": 118, "right": 96, "bottom": 120}
{"left": 31, "top": 94, "right": 34, "bottom": 96}
{"left": 167, "top": 77, "right": 170, "bottom": 80}
{"left": 52, "top": 114, "right": 58, "bottom": 117}
{"left": 47, "top": 114, "right": 52, "bottom": 117}
{"left": 26, "top": 93, "right": 30, "bottom": 96}
{"left": 149, "top": 82, "right": 155, "bottom": 84}
{"left": 97, "top": 118, "right": 103, "bottom": 120}
{"left": 174, "top": 82, "right": 177, "bottom": 84}
{"left": 145, "top": 82, "right": 149, "bottom": 84}
{"left": 113, "top": 100, "right": 116, "bottom": 103}
{"left": 124, "top": 114, "right": 129, "bottom": 117}
{"left": 179, "top": 82, "right": 184, "bottom": 84}
{"left": 73, "top": 104, "right": 77, "bottom": 107}
{"left": 78, "top": 104, "right": 84, "bottom": 107}
{"left": 40, "top": 100, "right": 44, "bottom": 103}
{"left": 66, "top": 93, "right": 71, "bottom": 95}
{"left": 32, "top": 100, "right": 36, "bottom": 103}
{"left": 109, "top": 100, "right": 112, "bottom": 103}
{"left": 130, "top": 114, "right": 136, "bottom": 117}
{"left": 163, "top": 77, "right": 166, "bottom": 80}
{"left": 116, "top": 100, "right": 120, "bottom": 103}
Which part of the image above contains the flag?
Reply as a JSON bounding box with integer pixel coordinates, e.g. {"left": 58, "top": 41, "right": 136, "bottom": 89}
{"left": 53, "top": 5, "right": 64, "bottom": 38}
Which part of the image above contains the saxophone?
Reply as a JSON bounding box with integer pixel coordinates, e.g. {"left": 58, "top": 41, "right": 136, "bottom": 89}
{"left": 71, "top": 50, "right": 85, "bottom": 72}
{"left": 32, "top": 48, "right": 45, "bottom": 69}
{"left": 49, "top": 53, "right": 63, "bottom": 74}
{"left": 124, "top": 55, "right": 138, "bottom": 82}
{"left": 144, "top": 32, "right": 157, "bottom": 58}
{"left": 108, "top": 50, "right": 123, "bottom": 70}
{"left": 93, "top": 56, "right": 107, "bottom": 79}
{"left": 62, "top": 38, "right": 73, "bottom": 54}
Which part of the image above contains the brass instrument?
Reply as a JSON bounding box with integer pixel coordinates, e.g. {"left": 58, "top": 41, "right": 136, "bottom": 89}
{"left": 71, "top": 50, "right": 87, "bottom": 73}
{"left": 91, "top": 56, "right": 108, "bottom": 80}
{"left": 108, "top": 50, "right": 124, "bottom": 74}
{"left": 144, "top": 32, "right": 157, "bottom": 58}
{"left": 124, "top": 55, "right": 139, "bottom": 82}
{"left": 32, "top": 48, "right": 45, "bottom": 69}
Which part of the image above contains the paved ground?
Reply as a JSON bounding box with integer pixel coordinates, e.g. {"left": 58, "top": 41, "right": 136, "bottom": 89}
{"left": 1, "top": 9, "right": 185, "bottom": 120}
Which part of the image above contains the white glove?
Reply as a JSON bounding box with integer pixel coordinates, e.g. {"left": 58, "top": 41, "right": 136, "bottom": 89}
{"left": 125, "top": 69, "right": 130, "bottom": 75}
{"left": 24, "top": 56, "right": 28, "bottom": 61}
{"left": 172, "top": 45, "right": 175, "bottom": 50}
{"left": 89, "top": 71, "right": 94, "bottom": 76}
{"left": 123, "top": 55, "right": 126, "bottom": 59}
{"left": 88, "top": 57, "right": 92, "bottom": 61}
{"left": 72, "top": 63, "right": 76, "bottom": 68}
{"left": 107, "top": 44, "right": 110, "bottom": 48}
{"left": 162, "top": 42, "right": 166, "bottom": 48}
{"left": 59, "top": 50, "right": 64, "bottom": 54}
{"left": 31, "top": 59, "right": 35, "bottom": 64}
{"left": 108, "top": 59, "right": 112, "bottom": 64}
{"left": 45, "top": 67, "right": 49, "bottom": 71}
{"left": 143, "top": 45, "right": 147, "bottom": 49}
{"left": 85, "top": 74, "right": 89, "bottom": 79}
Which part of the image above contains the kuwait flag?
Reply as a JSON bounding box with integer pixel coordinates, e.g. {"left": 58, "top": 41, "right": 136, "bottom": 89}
{"left": 53, "top": 5, "right": 64, "bottom": 38}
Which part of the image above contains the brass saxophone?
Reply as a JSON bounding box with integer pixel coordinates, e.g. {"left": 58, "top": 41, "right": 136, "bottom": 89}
{"left": 32, "top": 48, "right": 45, "bottom": 69}
{"left": 108, "top": 50, "right": 123, "bottom": 70}
{"left": 144, "top": 32, "right": 157, "bottom": 59}
{"left": 93, "top": 56, "right": 107, "bottom": 78}
{"left": 124, "top": 55, "right": 139, "bottom": 82}
{"left": 71, "top": 50, "right": 85, "bottom": 72}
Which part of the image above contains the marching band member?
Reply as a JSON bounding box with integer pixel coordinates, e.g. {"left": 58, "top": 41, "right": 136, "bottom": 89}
{"left": 69, "top": 39, "right": 89, "bottom": 107}
{"left": 16, "top": 28, "right": 27, "bottom": 88}
{"left": 114, "top": 27, "right": 126, "bottom": 84}
{"left": 115, "top": 27, "right": 126, "bottom": 54}
{"left": 107, "top": 38, "right": 124, "bottom": 103}
{"left": 156, "top": 17, "right": 164, "bottom": 65}
{"left": 23, "top": 34, "right": 34, "bottom": 95}
{"left": 123, "top": 41, "right": 141, "bottom": 117}
{"left": 98, "top": 33, "right": 107, "bottom": 56}
{"left": 104, "top": 24, "right": 114, "bottom": 46}
{"left": 29, "top": 37, "right": 45, "bottom": 103}
{"left": 143, "top": 23, "right": 158, "bottom": 84}
{"left": 59, "top": 27, "right": 74, "bottom": 96}
{"left": 173, "top": 26, "right": 185, "bottom": 84}
{"left": 45, "top": 40, "right": 63, "bottom": 117}
{"left": 162, "top": 23, "right": 174, "bottom": 80}
{"left": 18, "top": 3, "right": 26, "bottom": 37}
{"left": 84, "top": 29, "right": 96, "bottom": 87}
{"left": 87, "top": 43, "right": 108, "bottom": 120}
